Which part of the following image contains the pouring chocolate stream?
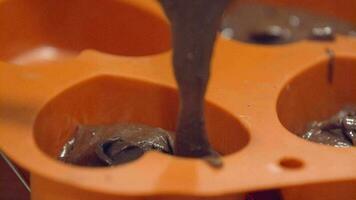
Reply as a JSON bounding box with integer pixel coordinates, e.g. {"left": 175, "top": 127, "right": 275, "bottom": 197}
{"left": 160, "top": 0, "right": 230, "bottom": 167}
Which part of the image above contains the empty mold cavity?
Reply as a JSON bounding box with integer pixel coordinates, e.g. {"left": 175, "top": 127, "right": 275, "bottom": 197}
{"left": 34, "top": 75, "right": 250, "bottom": 164}
{"left": 277, "top": 57, "right": 356, "bottom": 141}
{"left": 0, "top": 0, "right": 171, "bottom": 65}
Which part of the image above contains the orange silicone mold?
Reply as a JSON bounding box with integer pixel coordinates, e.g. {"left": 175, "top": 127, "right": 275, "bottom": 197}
{"left": 0, "top": 0, "right": 355, "bottom": 200}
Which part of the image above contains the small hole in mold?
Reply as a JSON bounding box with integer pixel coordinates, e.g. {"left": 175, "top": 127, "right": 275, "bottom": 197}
{"left": 279, "top": 157, "right": 304, "bottom": 169}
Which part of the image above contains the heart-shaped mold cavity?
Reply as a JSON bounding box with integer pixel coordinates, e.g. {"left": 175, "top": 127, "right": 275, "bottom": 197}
{"left": 34, "top": 75, "right": 250, "bottom": 164}
{"left": 0, "top": 0, "right": 171, "bottom": 66}
{"left": 277, "top": 56, "right": 356, "bottom": 141}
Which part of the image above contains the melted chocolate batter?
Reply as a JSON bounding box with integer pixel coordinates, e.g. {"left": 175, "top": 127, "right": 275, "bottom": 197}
{"left": 59, "top": 1, "right": 230, "bottom": 168}
{"left": 59, "top": 124, "right": 174, "bottom": 166}
{"left": 303, "top": 107, "right": 356, "bottom": 147}
{"left": 221, "top": 3, "right": 356, "bottom": 44}
{"left": 159, "top": 0, "right": 230, "bottom": 167}
{"left": 59, "top": 2, "right": 356, "bottom": 169}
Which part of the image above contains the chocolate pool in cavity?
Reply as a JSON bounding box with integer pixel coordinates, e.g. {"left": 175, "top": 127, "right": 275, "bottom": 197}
{"left": 59, "top": 123, "right": 174, "bottom": 167}
{"left": 221, "top": 3, "right": 356, "bottom": 44}
{"left": 303, "top": 107, "right": 356, "bottom": 147}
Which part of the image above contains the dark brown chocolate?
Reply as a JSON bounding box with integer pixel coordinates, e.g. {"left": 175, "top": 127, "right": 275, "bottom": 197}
{"left": 59, "top": 123, "right": 174, "bottom": 167}
{"left": 159, "top": 0, "right": 230, "bottom": 167}
{"left": 302, "top": 107, "right": 356, "bottom": 147}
